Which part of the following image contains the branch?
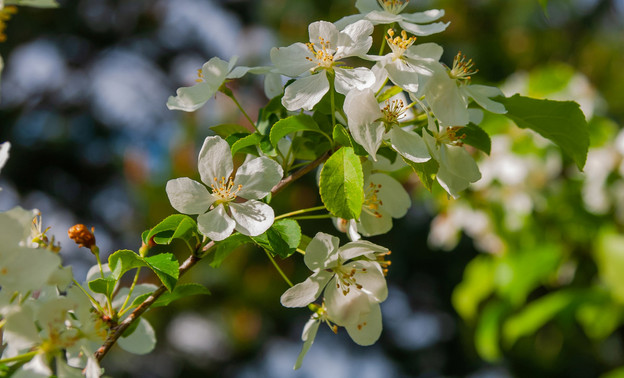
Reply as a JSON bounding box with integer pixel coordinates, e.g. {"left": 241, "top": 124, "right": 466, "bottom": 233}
{"left": 93, "top": 151, "right": 332, "bottom": 362}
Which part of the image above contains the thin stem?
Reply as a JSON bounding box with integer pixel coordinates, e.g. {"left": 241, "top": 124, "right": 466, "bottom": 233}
{"left": 93, "top": 247, "right": 104, "bottom": 279}
{"left": 94, "top": 155, "right": 333, "bottom": 362}
{"left": 264, "top": 249, "right": 293, "bottom": 287}
{"left": 291, "top": 214, "right": 333, "bottom": 220}
{"left": 117, "top": 267, "right": 142, "bottom": 316}
{"left": 0, "top": 350, "right": 38, "bottom": 364}
{"left": 296, "top": 248, "right": 306, "bottom": 255}
{"left": 329, "top": 74, "right": 337, "bottom": 130}
{"left": 73, "top": 279, "right": 106, "bottom": 314}
{"left": 275, "top": 205, "right": 327, "bottom": 220}
{"left": 227, "top": 90, "right": 258, "bottom": 133}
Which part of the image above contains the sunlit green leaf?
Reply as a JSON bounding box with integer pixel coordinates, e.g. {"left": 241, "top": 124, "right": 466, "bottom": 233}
{"left": 109, "top": 249, "right": 146, "bottom": 280}
{"left": 402, "top": 157, "right": 438, "bottom": 192}
{"left": 210, "top": 123, "right": 251, "bottom": 138}
{"left": 144, "top": 253, "right": 179, "bottom": 292}
{"left": 499, "top": 94, "right": 589, "bottom": 170}
{"left": 453, "top": 255, "right": 496, "bottom": 322}
{"left": 147, "top": 214, "right": 198, "bottom": 246}
{"left": 319, "top": 147, "right": 364, "bottom": 219}
{"left": 207, "top": 233, "right": 253, "bottom": 268}
{"left": 475, "top": 301, "right": 507, "bottom": 362}
{"left": 460, "top": 124, "right": 491, "bottom": 155}
{"left": 231, "top": 133, "right": 263, "bottom": 156}
{"left": 270, "top": 115, "right": 321, "bottom": 147}
{"left": 252, "top": 219, "right": 301, "bottom": 258}
{"left": 131, "top": 283, "right": 211, "bottom": 308}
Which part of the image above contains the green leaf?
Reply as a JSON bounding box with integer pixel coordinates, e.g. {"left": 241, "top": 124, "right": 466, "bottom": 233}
{"left": 459, "top": 124, "right": 491, "bottom": 155}
{"left": 595, "top": 230, "right": 624, "bottom": 303}
{"left": 452, "top": 255, "right": 496, "bottom": 322}
{"left": 210, "top": 124, "right": 251, "bottom": 138}
{"left": 475, "top": 301, "right": 507, "bottom": 362}
{"left": 376, "top": 85, "right": 403, "bottom": 102}
{"left": 144, "top": 253, "right": 179, "bottom": 292}
{"left": 257, "top": 94, "right": 287, "bottom": 135}
{"left": 207, "top": 233, "right": 253, "bottom": 268}
{"left": 231, "top": 133, "right": 263, "bottom": 156}
{"left": 538, "top": 0, "right": 549, "bottom": 16}
{"left": 109, "top": 250, "right": 146, "bottom": 280}
{"left": 270, "top": 115, "right": 321, "bottom": 147}
{"left": 377, "top": 146, "right": 397, "bottom": 164}
{"left": 147, "top": 215, "right": 198, "bottom": 246}
{"left": 252, "top": 219, "right": 301, "bottom": 258}
{"left": 132, "top": 283, "right": 211, "bottom": 308}
{"left": 319, "top": 147, "right": 364, "bottom": 219}
{"left": 332, "top": 124, "right": 368, "bottom": 156}
{"left": 499, "top": 94, "right": 589, "bottom": 170}
{"left": 502, "top": 290, "right": 579, "bottom": 346}
{"left": 88, "top": 277, "right": 116, "bottom": 297}
{"left": 402, "top": 157, "right": 438, "bottom": 192}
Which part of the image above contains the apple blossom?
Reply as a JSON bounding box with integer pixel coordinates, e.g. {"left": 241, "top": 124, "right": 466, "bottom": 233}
{"left": 166, "top": 136, "right": 283, "bottom": 241}
{"left": 270, "top": 20, "right": 376, "bottom": 111}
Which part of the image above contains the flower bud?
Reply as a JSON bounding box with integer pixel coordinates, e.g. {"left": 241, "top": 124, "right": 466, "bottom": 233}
{"left": 68, "top": 224, "right": 96, "bottom": 250}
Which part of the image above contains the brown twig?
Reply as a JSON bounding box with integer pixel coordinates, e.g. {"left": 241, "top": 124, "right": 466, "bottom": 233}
{"left": 93, "top": 151, "right": 332, "bottom": 362}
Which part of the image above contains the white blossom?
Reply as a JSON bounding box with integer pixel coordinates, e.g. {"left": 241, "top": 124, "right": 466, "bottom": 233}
{"left": 335, "top": 0, "right": 449, "bottom": 37}
{"left": 166, "top": 136, "right": 283, "bottom": 241}
{"left": 270, "top": 20, "right": 376, "bottom": 111}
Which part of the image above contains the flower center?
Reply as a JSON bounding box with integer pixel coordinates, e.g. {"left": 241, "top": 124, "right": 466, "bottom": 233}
{"left": 211, "top": 176, "right": 243, "bottom": 205}
{"left": 449, "top": 51, "right": 478, "bottom": 82}
{"left": 436, "top": 126, "right": 466, "bottom": 146}
{"left": 363, "top": 182, "right": 383, "bottom": 218}
{"left": 381, "top": 98, "right": 408, "bottom": 125}
{"left": 377, "top": 0, "right": 409, "bottom": 14}
{"left": 195, "top": 68, "right": 205, "bottom": 83}
{"left": 334, "top": 265, "right": 366, "bottom": 296}
{"left": 305, "top": 37, "right": 335, "bottom": 69}
{"left": 385, "top": 29, "right": 416, "bottom": 59}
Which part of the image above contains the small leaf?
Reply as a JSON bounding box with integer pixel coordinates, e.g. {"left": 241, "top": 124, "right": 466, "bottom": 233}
{"left": 231, "top": 133, "right": 263, "bottom": 156}
{"left": 109, "top": 250, "right": 146, "bottom": 280}
{"left": 270, "top": 115, "right": 322, "bottom": 147}
{"left": 319, "top": 147, "right": 364, "bottom": 219}
{"left": 144, "top": 253, "right": 179, "bottom": 292}
{"left": 403, "top": 157, "right": 438, "bottom": 192}
{"left": 252, "top": 219, "right": 301, "bottom": 258}
{"left": 459, "top": 123, "right": 491, "bottom": 155}
{"left": 210, "top": 123, "right": 251, "bottom": 138}
{"left": 147, "top": 215, "right": 198, "bottom": 246}
{"left": 377, "top": 146, "right": 398, "bottom": 164}
{"left": 118, "top": 318, "right": 156, "bottom": 355}
{"left": 207, "top": 233, "right": 253, "bottom": 268}
{"left": 298, "top": 234, "right": 312, "bottom": 251}
{"left": 88, "top": 277, "right": 116, "bottom": 297}
{"left": 131, "top": 283, "right": 211, "bottom": 308}
{"left": 499, "top": 94, "right": 589, "bottom": 170}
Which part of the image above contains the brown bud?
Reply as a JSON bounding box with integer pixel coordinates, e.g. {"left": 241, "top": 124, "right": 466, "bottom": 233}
{"left": 68, "top": 224, "right": 96, "bottom": 249}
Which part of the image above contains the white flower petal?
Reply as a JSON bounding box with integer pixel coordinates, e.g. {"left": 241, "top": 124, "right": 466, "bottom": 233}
{"left": 198, "top": 136, "right": 234, "bottom": 186}
{"left": 344, "top": 89, "right": 385, "bottom": 160}
{"left": 389, "top": 126, "right": 430, "bottom": 163}
{"left": 349, "top": 260, "right": 388, "bottom": 302}
{"left": 333, "top": 14, "right": 365, "bottom": 31}
{"left": 309, "top": 21, "right": 339, "bottom": 49}
{"left": 436, "top": 145, "right": 481, "bottom": 198}
{"left": 385, "top": 60, "right": 421, "bottom": 93}
{"left": 200, "top": 56, "right": 235, "bottom": 87}
{"left": 230, "top": 200, "right": 274, "bottom": 237}
{"left": 405, "top": 42, "right": 444, "bottom": 62}
{"left": 166, "top": 178, "right": 214, "bottom": 215}
{"left": 294, "top": 317, "right": 320, "bottom": 370}
{"left": 337, "top": 20, "right": 374, "bottom": 59}
{"left": 334, "top": 67, "right": 376, "bottom": 95}
{"left": 398, "top": 20, "right": 450, "bottom": 36}
{"left": 424, "top": 66, "right": 470, "bottom": 126}
{"left": 117, "top": 318, "right": 156, "bottom": 355}
{"left": 280, "top": 270, "right": 334, "bottom": 308}
{"left": 365, "top": 10, "right": 402, "bottom": 24}
{"left": 264, "top": 72, "right": 284, "bottom": 99}
{"left": 401, "top": 9, "right": 446, "bottom": 23}
{"left": 338, "top": 240, "right": 388, "bottom": 261}
{"left": 345, "top": 300, "right": 382, "bottom": 346}
{"left": 282, "top": 72, "right": 330, "bottom": 111}
{"left": 270, "top": 44, "right": 317, "bottom": 77}
{"left": 461, "top": 85, "right": 507, "bottom": 114}
{"left": 166, "top": 82, "right": 216, "bottom": 112}
{"left": 0, "top": 141, "right": 10, "bottom": 174}
{"left": 304, "top": 232, "right": 340, "bottom": 271}
{"left": 355, "top": 0, "right": 380, "bottom": 13}
{"left": 234, "top": 157, "right": 283, "bottom": 199}
{"left": 357, "top": 210, "right": 393, "bottom": 236}
{"left": 370, "top": 173, "right": 411, "bottom": 217}
{"left": 197, "top": 204, "right": 236, "bottom": 241}
{"left": 325, "top": 281, "right": 372, "bottom": 326}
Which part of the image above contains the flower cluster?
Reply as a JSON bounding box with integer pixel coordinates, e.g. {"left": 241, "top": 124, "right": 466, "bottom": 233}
{"left": 160, "top": 0, "right": 510, "bottom": 368}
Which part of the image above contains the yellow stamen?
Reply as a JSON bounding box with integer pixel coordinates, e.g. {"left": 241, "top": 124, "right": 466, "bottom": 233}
{"left": 305, "top": 36, "right": 335, "bottom": 69}
{"left": 0, "top": 6, "right": 18, "bottom": 43}
{"left": 385, "top": 29, "right": 416, "bottom": 59}
{"left": 377, "top": 0, "right": 409, "bottom": 14}
{"left": 211, "top": 176, "right": 243, "bottom": 205}
{"left": 449, "top": 51, "right": 478, "bottom": 81}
